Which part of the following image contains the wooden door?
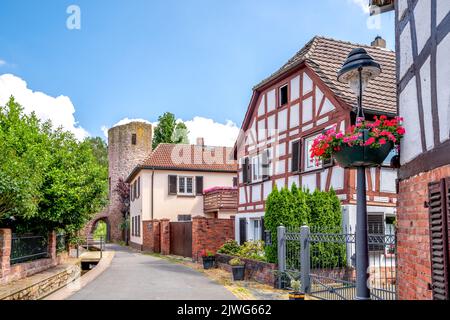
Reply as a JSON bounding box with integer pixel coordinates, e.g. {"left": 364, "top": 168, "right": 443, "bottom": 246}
{"left": 170, "top": 222, "right": 192, "bottom": 257}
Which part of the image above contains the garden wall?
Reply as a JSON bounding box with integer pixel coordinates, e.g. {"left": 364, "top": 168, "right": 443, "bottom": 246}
{"left": 192, "top": 217, "right": 234, "bottom": 262}
{"left": 0, "top": 229, "right": 68, "bottom": 285}
{"left": 216, "top": 253, "right": 277, "bottom": 286}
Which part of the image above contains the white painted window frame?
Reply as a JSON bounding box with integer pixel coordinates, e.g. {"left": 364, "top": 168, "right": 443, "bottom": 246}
{"left": 178, "top": 176, "right": 194, "bottom": 196}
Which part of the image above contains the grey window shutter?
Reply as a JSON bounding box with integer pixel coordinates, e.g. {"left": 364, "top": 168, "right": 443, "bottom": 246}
{"left": 262, "top": 150, "right": 270, "bottom": 180}
{"left": 261, "top": 217, "right": 265, "bottom": 242}
{"left": 243, "top": 158, "right": 250, "bottom": 184}
{"left": 292, "top": 141, "right": 300, "bottom": 172}
{"left": 168, "top": 175, "right": 177, "bottom": 195}
{"left": 196, "top": 176, "right": 204, "bottom": 195}
{"left": 428, "top": 179, "right": 450, "bottom": 300}
{"left": 239, "top": 218, "right": 247, "bottom": 245}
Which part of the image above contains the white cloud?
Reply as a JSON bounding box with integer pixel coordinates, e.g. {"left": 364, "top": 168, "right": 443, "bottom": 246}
{"left": 349, "top": 0, "right": 370, "bottom": 14}
{"left": 184, "top": 117, "right": 239, "bottom": 147}
{"left": 103, "top": 116, "right": 240, "bottom": 147}
{"left": 0, "top": 74, "right": 89, "bottom": 140}
{"left": 0, "top": 60, "right": 6, "bottom": 66}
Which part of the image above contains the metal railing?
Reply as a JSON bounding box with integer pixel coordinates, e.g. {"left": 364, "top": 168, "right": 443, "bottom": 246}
{"left": 277, "top": 225, "right": 397, "bottom": 300}
{"left": 76, "top": 235, "right": 105, "bottom": 259}
{"left": 10, "top": 234, "right": 49, "bottom": 265}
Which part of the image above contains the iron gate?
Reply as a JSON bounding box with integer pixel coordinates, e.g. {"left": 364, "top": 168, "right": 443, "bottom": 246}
{"left": 278, "top": 225, "right": 397, "bottom": 300}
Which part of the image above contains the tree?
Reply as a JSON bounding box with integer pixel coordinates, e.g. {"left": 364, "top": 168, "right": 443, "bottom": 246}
{"left": 0, "top": 97, "right": 51, "bottom": 222}
{"left": 152, "top": 112, "right": 189, "bottom": 149}
{"left": 0, "top": 96, "right": 108, "bottom": 238}
{"left": 85, "top": 136, "right": 108, "bottom": 168}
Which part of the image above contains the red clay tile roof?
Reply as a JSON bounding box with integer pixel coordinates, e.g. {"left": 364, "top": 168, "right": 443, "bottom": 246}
{"left": 127, "top": 143, "right": 238, "bottom": 182}
{"left": 254, "top": 36, "right": 397, "bottom": 115}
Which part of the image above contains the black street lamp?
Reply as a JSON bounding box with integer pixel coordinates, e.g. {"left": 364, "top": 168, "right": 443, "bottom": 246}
{"left": 337, "top": 48, "right": 382, "bottom": 300}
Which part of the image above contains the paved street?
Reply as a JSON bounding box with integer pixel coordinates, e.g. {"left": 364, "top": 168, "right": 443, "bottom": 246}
{"left": 68, "top": 245, "right": 236, "bottom": 300}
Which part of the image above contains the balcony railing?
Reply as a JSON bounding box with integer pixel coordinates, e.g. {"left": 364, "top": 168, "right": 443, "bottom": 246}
{"left": 203, "top": 187, "right": 238, "bottom": 213}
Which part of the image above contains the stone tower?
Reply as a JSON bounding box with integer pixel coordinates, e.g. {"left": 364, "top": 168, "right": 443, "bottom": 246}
{"left": 87, "top": 122, "right": 152, "bottom": 242}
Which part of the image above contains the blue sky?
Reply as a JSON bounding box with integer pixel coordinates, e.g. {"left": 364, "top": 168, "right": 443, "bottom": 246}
{"left": 0, "top": 0, "right": 395, "bottom": 145}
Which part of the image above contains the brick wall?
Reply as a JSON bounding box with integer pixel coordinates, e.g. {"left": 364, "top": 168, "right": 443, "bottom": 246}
{"left": 142, "top": 220, "right": 161, "bottom": 253}
{"left": 192, "top": 217, "right": 235, "bottom": 262}
{"left": 160, "top": 219, "right": 171, "bottom": 255}
{"left": 397, "top": 164, "right": 450, "bottom": 300}
{"left": 216, "top": 254, "right": 277, "bottom": 286}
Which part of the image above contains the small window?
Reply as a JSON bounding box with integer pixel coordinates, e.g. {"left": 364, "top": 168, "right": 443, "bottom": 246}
{"left": 178, "top": 215, "right": 192, "bottom": 222}
{"left": 132, "top": 134, "right": 137, "bottom": 145}
{"left": 252, "top": 219, "right": 262, "bottom": 241}
{"left": 178, "top": 176, "right": 194, "bottom": 195}
{"left": 279, "top": 85, "right": 288, "bottom": 106}
{"left": 251, "top": 155, "right": 263, "bottom": 183}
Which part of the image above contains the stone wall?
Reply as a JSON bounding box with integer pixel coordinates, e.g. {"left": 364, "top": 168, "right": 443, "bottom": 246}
{"left": 86, "top": 122, "right": 153, "bottom": 242}
{"left": 216, "top": 254, "right": 277, "bottom": 286}
{"left": 192, "top": 217, "right": 235, "bottom": 262}
{"left": 0, "top": 262, "right": 80, "bottom": 300}
{"left": 396, "top": 164, "right": 450, "bottom": 300}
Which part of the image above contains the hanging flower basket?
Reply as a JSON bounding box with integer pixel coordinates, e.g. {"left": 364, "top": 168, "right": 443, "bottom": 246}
{"left": 310, "top": 115, "right": 405, "bottom": 169}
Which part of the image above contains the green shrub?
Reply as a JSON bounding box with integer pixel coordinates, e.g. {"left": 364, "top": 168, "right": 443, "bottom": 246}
{"left": 264, "top": 184, "right": 344, "bottom": 266}
{"left": 239, "top": 241, "right": 266, "bottom": 262}
{"left": 229, "top": 257, "right": 244, "bottom": 266}
{"left": 217, "top": 240, "right": 240, "bottom": 255}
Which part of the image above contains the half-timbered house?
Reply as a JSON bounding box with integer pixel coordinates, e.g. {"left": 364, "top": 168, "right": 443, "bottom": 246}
{"left": 233, "top": 36, "right": 398, "bottom": 245}
{"left": 373, "top": 0, "right": 450, "bottom": 300}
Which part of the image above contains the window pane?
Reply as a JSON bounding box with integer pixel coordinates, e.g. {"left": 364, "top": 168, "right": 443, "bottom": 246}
{"left": 186, "top": 177, "right": 193, "bottom": 194}
{"left": 179, "top": 177, "right": 185, "bottom": 193}
{"left": 305, "top": 136, "right": 321, "bottom": 170}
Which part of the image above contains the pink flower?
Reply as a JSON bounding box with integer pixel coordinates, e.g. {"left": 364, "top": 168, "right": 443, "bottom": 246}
{"left": 397, "top": 127, "right": 406, "bottom": 135}
{"left": 379, "top": 138, "right": 387, "bottom": 145}
{"left": 336, "top": 132, "right": 344, "bottom": 139}
{"left": 364, "top": 137, "right": 376, "bottom": 146}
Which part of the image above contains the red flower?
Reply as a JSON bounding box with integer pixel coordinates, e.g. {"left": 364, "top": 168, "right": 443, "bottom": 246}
{"left": 379, "top": 138, "right": 387, "bottom": 145}
{"left": 397, "top": 127, "right": 406, "bottom": 135}
{"left": 364, "top": 137, "right": 376, "bottom": 146}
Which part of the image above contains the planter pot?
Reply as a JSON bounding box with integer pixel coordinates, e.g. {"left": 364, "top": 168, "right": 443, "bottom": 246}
{"left": 231, "top": 265, "right": 245, "bottom": 281}
{"left": 202, "top": 256, "right": 216, "bottom": 269}
{"left": 289, "top": 292, "right": 305, "bottom": 300}
{"left": 333, "top": 141, "right": 393, "bottom": 168}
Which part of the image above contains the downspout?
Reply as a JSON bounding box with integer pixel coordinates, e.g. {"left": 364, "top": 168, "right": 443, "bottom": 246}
{"left": 151, "top": 170, "right": 154, "bottom": 220}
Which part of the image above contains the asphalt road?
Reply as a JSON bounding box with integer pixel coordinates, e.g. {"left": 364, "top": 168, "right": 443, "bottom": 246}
{"left": 68, "top": 244, "right": 236, "bottom": 300}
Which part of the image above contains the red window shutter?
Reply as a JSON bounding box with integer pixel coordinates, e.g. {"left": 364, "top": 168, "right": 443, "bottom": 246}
{"left": 428, "top": 179, "right": 450, "bottom": 300}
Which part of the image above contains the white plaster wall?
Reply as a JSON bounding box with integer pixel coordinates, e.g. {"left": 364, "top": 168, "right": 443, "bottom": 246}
{"left": 239, "top": 187, "right": 246, "bottom": 204}
{"left": 437, "top": 33, "right": 450, "bottom": 143}
{"left": 302, "top": 97, "right": 313, "bottom": 123}
{"left": 330, "top": 167, "right": 345, "bottom": 190}
{"left": 263, "top": 180, "right": 273, "bottom": 200}
{"left": 321, "top": 99, "right": 335, "bottom": 115}
{"left": 252, "top": 184, "right": 262, "bottom": 202}
{"left": 399, "top": 22, "right": 413, "bottom": 80}
{"left": 275, "top": 178, "right": 286, "bottom": 190}
{"left": 130, "top": 174, "right": 144, "bottom": 245}
{"left": 419, "top": 56, "right": 435, "bottom": 150}
{"left": 267, "top": 90, "right": 276, "bottom": 112}
{"left": 288, "top": 175, "right": 300, "bottom": 189}
{"left": 303, "top": 73, "right": 313, "bottom": 94}
{"left": 291, "top": 76, "right": 300, "bottom": 101}
{"left": 290, "top": 103, "right": 300, "bottom": 129}
{"left": 278, "top": 109, "right": 288, "bottom": 132}
{"left": 437, "top": 0, "right": 450, "bottom": 25}
{"left": 267, "top": 115, "right": 275, "bottom": 133}
{"left": 302, "top": 174, "right": 316, "bottom": 191}
{"left": 414, "top": 0, "right": 431, "bottom": 54}
{"left": 258, "top": 119, "right": 266, "bottom": 141}
{"left": 144, "top": 170, "right": 236, "bottom": 221}
{"left": 380, "top": 168, "right": 397, "bottom": 193}
{"left": 400, "top": 79, "right": 422, "bottom": 164}
{"left": 275, "top": 159, "right": 286, "bottom": 175}
{"left": 397, "top": 0, "right": 408, "bottom": 19}
{"left": 257, "top": 97, "right": 265, "bottom": 117}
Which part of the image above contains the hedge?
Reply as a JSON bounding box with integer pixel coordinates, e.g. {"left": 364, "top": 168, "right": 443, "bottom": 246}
{"left": 264, "top": 183, "right": 344, "bottom": 267}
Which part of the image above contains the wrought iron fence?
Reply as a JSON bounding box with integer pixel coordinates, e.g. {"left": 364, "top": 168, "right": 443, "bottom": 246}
{"left": 10, "top": 234, "right": 49, "bottom": 265}
{"left": 278, "top": 225, "right": 397, "bottom": 300}
{"left": 56, "top": 233, "right": 66, "bottom": 253}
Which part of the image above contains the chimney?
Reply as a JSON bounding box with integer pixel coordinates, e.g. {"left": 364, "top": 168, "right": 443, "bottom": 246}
{"left": 196, "top": 137, "right": 205, "bottom": 147}
{"left": 371, "top": 36, "right": 386, "bottom": 48}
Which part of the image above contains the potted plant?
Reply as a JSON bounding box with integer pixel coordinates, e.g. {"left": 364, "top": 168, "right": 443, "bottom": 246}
{"left": 229, "top": 257, "right": 245, "bottom": 281}
{"left": 289, "top": 280, "right": 304, "bottom": 300}
{"left": 310, "top": 116, "right": 405, "bottom": 168}
{"left": 200, "top": 250, "right": 216, "bottom": 269}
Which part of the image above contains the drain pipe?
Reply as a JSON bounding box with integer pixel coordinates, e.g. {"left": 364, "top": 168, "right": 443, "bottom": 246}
{"left": 151, "top": 170, "right": 155, "bottom": 220}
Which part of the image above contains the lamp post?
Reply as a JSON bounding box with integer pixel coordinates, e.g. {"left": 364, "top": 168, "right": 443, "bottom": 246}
{"left": 337, "top": 48, "right": 381, "bottom": 300}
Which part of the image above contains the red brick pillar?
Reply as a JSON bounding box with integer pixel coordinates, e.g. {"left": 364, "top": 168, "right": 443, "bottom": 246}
{"left": 0, "top": 229, "right": 12, "bottom": 284}
{"left": 160, "top": 219, "right": 170, "bottom": 255}
{"left": 143, "top": 220, "right": 161, "bottom": 253}
{"left": 192, "top": 216, "right": 205, "bottom": 262}
{"left": 48, "top": 231, "right": 57, "bottom": 264}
